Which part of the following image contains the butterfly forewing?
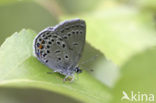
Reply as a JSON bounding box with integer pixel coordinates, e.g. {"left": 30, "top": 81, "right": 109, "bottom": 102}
{"left": 54, "top": 19, "right": 86, "bottom": 66}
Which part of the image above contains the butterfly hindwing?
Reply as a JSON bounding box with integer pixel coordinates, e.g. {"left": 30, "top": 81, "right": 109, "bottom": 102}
{"left": 33, "top": 19, "right": 86, "bottom": 76}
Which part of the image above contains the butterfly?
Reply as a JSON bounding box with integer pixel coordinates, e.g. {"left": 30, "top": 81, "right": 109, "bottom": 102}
{"left": 33, "top": 19, "right": 86, "bottom": 81}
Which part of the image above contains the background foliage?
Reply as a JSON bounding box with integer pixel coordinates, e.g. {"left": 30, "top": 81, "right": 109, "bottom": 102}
{"left": 0, "top": 0, "right": 156, "bottom": 103}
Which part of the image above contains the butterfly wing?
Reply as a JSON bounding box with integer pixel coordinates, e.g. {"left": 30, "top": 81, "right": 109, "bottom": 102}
{"left": 33, "top": 27, "right": 70, "bottom": 72}
{"left": 54, "top": 19, "right": 86, "bottom": 67}
{"left": 33, "top": 19, "right": 86, "bottom": 75}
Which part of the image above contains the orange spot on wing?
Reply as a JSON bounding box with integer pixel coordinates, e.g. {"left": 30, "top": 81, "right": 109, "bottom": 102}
{"left": 39, "top": 44, "right": 43, "bottom": 49}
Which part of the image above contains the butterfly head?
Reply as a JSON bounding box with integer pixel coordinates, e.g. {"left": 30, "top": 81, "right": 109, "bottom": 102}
{"left": 74, "top": 66, "right": 82, "bottom": 74}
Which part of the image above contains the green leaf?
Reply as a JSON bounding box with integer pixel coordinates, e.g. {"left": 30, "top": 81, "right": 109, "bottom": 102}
{"left": 0, "top": 29, "right": 111, "bottom": 103}
{"left": 56, "top": 0, "right": 102, "bottom": 14}
{"left": 87, "top": 7, "right": 156, "bottom": 66}
{"left": 0, "top": 0, "right": 19, "bottom": 6}
{"left": 0, "top": 2, "right": 57, "bottom": 45}
{"left": 0, "top": 0, "right": 32, "bottom": 6}
{"left": 120, "top": 0, "right": 156, "bottom": 11}
{"left": 111, "top": 47, "right": 156, "bottom": 103}
{"left": 0, "top": 87, "right": 81, "bottom": 103}
{"left": 80, "top": 43, "right": 120, "bottom": 87}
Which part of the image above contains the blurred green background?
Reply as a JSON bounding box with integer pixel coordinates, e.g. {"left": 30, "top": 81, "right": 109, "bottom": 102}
{"left": 0, "top": 0, "right": 156, "bottom": 103}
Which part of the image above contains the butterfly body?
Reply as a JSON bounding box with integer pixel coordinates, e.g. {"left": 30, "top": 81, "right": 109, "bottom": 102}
{"left": 33, "top": 19, "right": 86, "bottom": 80}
